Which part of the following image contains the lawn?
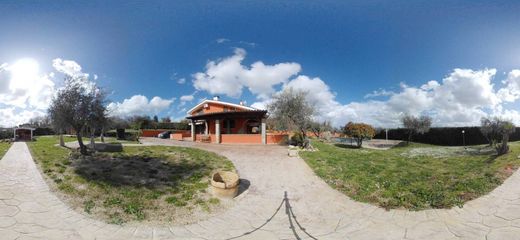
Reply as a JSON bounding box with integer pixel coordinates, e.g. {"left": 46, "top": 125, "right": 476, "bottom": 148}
{"left": 300, "top": 140, "right": 520, "bottom": 210}
{"left": 0, "top": 142, "right": 11, "bottom": 159}
{"left": 28, "top": 136, "right": 235, "bottom": 224}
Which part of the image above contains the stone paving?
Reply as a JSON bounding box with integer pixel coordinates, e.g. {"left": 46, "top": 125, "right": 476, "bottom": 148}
{"left": 1, "top": 139, "right": 520, "bottom": 239}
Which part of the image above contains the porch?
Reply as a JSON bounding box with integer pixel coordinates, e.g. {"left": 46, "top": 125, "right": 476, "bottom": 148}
{"left": 186, "top": 110, "right": 276, "bottom": 144}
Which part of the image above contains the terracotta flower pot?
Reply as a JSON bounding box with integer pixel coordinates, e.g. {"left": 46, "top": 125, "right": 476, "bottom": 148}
{"left": 211, "top": 171, "right": 239, "bottom": 199}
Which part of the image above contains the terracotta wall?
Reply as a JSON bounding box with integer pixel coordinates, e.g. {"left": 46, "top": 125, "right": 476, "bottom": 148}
{"left": 186, "top": 133, "right": 288, "bottom": 144}
{"left": 266, "top": 134, "right": 288, "bottom": 144}
{"left": 170, "top": 131, "right": 191, "bottom": 140}
{"left": 141, "top": 129, "right": 190, "bottom": 138}
{"left": 220, "top": 134, "right": 261, "bottom": 144}
{"left": 141, "top": 130, "right": 164, "bottom": 137}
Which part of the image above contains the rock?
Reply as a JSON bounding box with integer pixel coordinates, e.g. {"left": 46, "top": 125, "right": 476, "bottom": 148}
{"left": 288, "top": 149, "right": 299, "bottom": 157}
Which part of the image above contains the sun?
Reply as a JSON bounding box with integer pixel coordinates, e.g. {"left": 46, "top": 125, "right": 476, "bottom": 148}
{"left": 9, "top": 58, "right": 40, "bottom": 90}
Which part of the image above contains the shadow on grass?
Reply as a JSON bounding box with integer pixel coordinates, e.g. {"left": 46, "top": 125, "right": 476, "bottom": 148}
{"left": 72, "top": 153, "right": 208, "bottom": 188}
{"left": 334, "top": 143, "right": 360, "bottom": 149}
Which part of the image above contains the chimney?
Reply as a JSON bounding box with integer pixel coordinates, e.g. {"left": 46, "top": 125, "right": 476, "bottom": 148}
{"left": 213, "top": 96, "right": 220, "bottom": 101}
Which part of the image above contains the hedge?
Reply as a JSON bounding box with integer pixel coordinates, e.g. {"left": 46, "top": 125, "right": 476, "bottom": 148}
{"left": 373, "top": 127, "right": 520, "bottom": 146}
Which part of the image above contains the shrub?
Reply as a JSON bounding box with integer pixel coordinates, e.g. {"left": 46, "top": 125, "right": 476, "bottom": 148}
{"left": 290, "top": 132, "right": 306, "bottom": 147}
{"left": 343, "top": 122, "right": 376, "bottom": 147}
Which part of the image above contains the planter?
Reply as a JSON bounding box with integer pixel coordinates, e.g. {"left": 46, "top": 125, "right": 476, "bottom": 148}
{"left": 210, "top": 171, "right": 240, "bottom": 199}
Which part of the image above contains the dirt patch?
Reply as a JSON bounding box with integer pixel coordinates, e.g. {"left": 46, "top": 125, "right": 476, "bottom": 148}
{"left": 402, "top": 146, "right": 495, "bottom": 158}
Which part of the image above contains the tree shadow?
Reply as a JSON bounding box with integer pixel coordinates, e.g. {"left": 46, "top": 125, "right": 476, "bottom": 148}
{"left": 334, "top": 143, "right": 360, "bottom": 149}
{"left": 72, "top": 153, "right": 208, "bottom": 189}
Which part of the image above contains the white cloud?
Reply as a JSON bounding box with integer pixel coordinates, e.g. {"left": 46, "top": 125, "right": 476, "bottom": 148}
{"left": 364, "top": 89, "right": 395, "bottom": 99}
{"left": 180, "top": 94, "right": 194, "bottom": 102}
{"left": 247, "top": 68, "right": 520, "bottom": 128}
{"left": 216, "top": 38, "right": 229, "bottom": 44}
{"left": 177, "top": 78, "right": 186, "bottom": 84}
{"left": 192, "top": 48, "right": 301, "bottom": 99}
{"left": 107, "top": 95, "right": 174, "bottom": 117}
{"left": 497, "top": 69, "right": 520, "bottom": 102}
{"left": 0, "top": 59, "right": 56, "bottom": 127}
{"left": 52, "top": 58, "right": 89, "bottom": 78}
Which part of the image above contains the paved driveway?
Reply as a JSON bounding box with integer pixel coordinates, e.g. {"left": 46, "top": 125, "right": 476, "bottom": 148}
{"left": 1, "top": 139, "right": 520, "bottom": 239}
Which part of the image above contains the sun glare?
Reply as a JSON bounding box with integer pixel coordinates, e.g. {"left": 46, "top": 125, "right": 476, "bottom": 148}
{"left": 9, "top": 58, "right": 40, "bottom": 90}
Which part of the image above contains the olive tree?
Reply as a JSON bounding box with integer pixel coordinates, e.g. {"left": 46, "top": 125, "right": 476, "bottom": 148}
{"left": 401, "top": 114, "right": 432, "bottom": 144}
{"left": 480, "top": 117, "right": 516, "bottom": 155}
{"left": 343, "top": 122, "right": 376, "bottom": 148}
{"left": 268, "top": 88, "right": 315, "bottom": 147}
{"left": 309, "top": 120, "right": 332, "bottom": 138}
{"left": 48, "top": 76, "right": 107, "bottom": 155}
{"left": 480, "top": 117, "right": 502, "bottom": 146}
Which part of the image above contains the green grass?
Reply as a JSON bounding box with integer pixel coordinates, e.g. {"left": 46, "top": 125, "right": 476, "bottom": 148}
{"left": 300, "top": 141, "right": 520, "bottom": 210}
{"left": 27, "top": 136, "right": 234, "bottom": 223}
{"left": 0, "top": 142, "right": 11, "bottom": 159}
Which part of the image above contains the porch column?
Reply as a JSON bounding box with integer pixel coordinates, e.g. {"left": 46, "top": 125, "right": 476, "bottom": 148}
{"left": 204, "top": 121, "right": 208, "bottom": 135}
{"left": 190, "top": 120, "right": 195, "bottom": 141}
{"left": 261, "top": 118, "right": 267, "bottom": 144}
{"left": 215, "top": 119, "right": 221, "bottom": 144}
{"left": 30, "top": 129, "right": 33, "bottom": 141}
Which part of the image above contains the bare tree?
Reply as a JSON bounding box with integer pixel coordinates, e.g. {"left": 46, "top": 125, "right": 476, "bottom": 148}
{"left": 401, "top": 114, "right": 432, "bottom": 144}
{"left": 48, "top": 76, "right": 107, "bottom": 155}
{"left": 268, "top": 88, "right": 315, "bottom": 147}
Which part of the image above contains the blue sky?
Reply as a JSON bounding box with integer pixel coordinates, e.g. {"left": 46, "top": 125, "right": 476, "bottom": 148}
{"left": 1, "top": 1, "right": 520, "bottom": 127}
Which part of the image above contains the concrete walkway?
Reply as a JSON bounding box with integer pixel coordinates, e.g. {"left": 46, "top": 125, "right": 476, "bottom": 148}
{"left": 1, "top": 140, "right": 520, "bottom": 239}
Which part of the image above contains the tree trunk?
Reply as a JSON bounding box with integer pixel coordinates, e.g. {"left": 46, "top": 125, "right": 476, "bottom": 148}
{"left": 100, "top": 127, "right": 105, "bottom": 143}
{"left": 496, "top": 134, "right": 510, "bottom": 155}
{"left": 356, "top": 138, "right": 363, "bottom": 148}
{"left": 89, "top": 127, "right": 95, "bottom": 149}
{"left": 76, "top": 128, "right": 88, "bottom": 155}
{"left": 407, "top": 130, "right": 413, "bottom": 145}
{"left": 59, "top": 134, "right": 65, "bottom": 147}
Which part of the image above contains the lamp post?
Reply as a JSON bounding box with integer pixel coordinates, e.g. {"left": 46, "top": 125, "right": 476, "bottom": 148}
{"left": 385, "top": 129, "right": 388, "bottom": 142}
{"left": 462, "top": 130, "right": 465, "bottom": 149}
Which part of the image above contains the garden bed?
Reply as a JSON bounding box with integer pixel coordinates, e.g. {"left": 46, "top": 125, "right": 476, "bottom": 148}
{"left": 27, "top": 136, "right": 235, "bottom": 225}
{"left": 300, "top": 141, "right": 520, "bottom": 210}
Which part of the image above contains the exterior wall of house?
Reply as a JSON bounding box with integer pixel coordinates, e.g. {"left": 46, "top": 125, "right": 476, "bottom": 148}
{"left": 206, "top": 118, "right": 259, "bottom": 135}
{"left": 187, "top": 100, "right": 287, "bottom": 144}
{"left": 15, "top": 129, "right": 32, "bottom": 141}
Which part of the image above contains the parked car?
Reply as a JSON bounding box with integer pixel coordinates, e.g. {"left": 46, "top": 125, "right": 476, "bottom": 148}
{"left": 157, "top": 131, "right": 172, "bottom": 139}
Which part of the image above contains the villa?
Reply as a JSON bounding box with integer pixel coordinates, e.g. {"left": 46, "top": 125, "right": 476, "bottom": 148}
{"left": 179, "top": 97, "right": 287, "bottom": 144}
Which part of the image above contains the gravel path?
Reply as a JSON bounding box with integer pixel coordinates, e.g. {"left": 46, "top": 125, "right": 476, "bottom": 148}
{"left": 1, "top": 139, "right": 520, "bottom": 239}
